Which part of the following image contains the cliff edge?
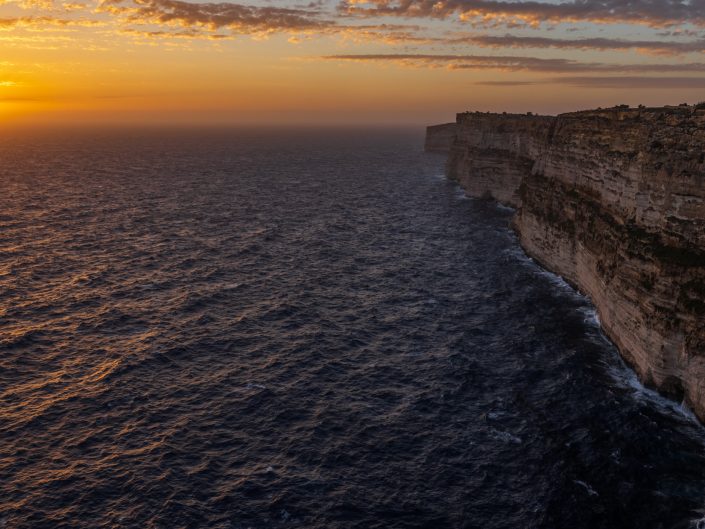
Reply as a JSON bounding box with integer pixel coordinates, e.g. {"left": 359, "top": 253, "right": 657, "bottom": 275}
{"left": 433, "top": 105, "right": 705, "bottom": 420}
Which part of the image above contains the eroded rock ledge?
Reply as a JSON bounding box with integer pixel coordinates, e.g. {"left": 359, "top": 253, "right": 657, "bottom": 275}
{"left": 428, "top": 105, "right": 705, "bottom": 421}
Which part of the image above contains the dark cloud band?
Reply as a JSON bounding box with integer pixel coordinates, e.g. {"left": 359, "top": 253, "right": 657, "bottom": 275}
{"left": 454, "top": 34, "right": 705, "bottom": 55}
{"left": 478, "top": 76, "right": 705, "bottom": 88}
{"left": 340, "top": 0, "right": 705, "bottom": 28}
{"left": 322, "top": 53, "right": 705, "bottom": 73}
{"left": 100, "top": 0, "right": 330, "bottom": 32}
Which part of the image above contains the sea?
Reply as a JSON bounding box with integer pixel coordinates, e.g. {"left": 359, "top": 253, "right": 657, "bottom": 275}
{"left": 1, "top": 127, "right": 705, "bottom": 529}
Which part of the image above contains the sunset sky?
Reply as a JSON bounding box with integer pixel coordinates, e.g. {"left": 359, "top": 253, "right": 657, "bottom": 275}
{"left": 2, "top": 0, "right": 705, "bottom": 125}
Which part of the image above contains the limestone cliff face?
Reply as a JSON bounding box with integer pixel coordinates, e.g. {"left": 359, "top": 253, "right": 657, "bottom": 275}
{"left": 447, "top": 113, "right": 552, "bottom": 207}
{"left": 439, "top": 106, "right": 705, "bottom": 420}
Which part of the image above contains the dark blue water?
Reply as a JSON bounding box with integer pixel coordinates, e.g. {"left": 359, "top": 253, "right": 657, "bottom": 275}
{"left": 1, "top": 128, "right": 705, "bottom": 529}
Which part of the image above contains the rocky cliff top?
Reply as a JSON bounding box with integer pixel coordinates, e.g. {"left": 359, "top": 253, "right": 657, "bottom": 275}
{"left": 457, "top": 103, "right": 705, "bottom": 121}
{"left": 562, "top": 104, "right": 705, "bottom": 121}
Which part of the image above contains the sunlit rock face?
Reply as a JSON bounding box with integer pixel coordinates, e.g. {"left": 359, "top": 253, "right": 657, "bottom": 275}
{"left": 446, "top": 113, "right": 553, "bottom": 207}
{"left": 438, "top": 106, "right": 705, "bottom": 421}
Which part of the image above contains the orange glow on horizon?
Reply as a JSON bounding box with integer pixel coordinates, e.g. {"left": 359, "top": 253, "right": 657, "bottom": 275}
{"left": 1, "top": 0, "right": 705, "bottom": 127}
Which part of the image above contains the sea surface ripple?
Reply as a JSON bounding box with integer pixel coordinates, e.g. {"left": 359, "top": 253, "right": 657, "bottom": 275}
{"left": 1, "top": 128, "right": 705, "bottom": 529}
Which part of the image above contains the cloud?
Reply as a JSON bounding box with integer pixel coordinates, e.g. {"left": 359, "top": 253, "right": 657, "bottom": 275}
{"left": 331, "top": 23, "right": 440, "bottom": 44}
{"left": 99, "top": 0, "right": 331, "bottom": 33}
{"left": 118, "top": 27, "right": 233, "bottom": 39}
{"left": 474, "top": 80, "right": 537, "bottom": 85}
{"left": 95, "top": 0, "right": 442, "bottom": 43}
{"left": 0, "top": 34, "right": 78, "bottom": 48}
{"left": 339, "top": 0, "right": 705, "bottom": 29}
{"left": 15, "top": 0, "right": 55, "bottom": 9}
{"left": 452, "top": 33, "right": 705, "bottom": 55}
{"left": 62, "top": 1, "right": 89, "bottom": 10}
{"left": 1, "top": 0, "right": 442, "bottom": 45}
{"left": 475, "top": 76, "right": 705, "bottom": 88}
{"left": 0, "top": 16, "right": 104, "bottom": 28}
{"left": 322, "top": 53, "right": 705, "bottom": 73}
{"left": 545, "top": 76, "right": 705, "bottom": 88}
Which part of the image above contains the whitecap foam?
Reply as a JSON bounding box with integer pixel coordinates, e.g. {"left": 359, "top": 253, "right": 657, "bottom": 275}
{"left": 454, "top": 187, "right": 468, "bottom": 200}
{"left": 606, "top": 361, "right": 703, "bottom": 428}
{"left": 577, "top": 307, "right": 601, "bottom": 328}
{"left": 488, "top": 428, "right": 522, "bottom": 444}
{"left": 691, "top": 512, "right": 705, "bottom": 528}
{"left": 573, "top": 480, "right": 599, "bottom": 497}
{"left": 494, "top": 203, "right": 515, "bottom": 213}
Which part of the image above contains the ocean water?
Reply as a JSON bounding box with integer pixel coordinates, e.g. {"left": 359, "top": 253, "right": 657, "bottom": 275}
{"left": 1, "top": 128, "right": 705, "bottom": 529}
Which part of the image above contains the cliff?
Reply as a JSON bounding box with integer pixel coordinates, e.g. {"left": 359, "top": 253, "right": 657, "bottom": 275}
{"left": 435, "top": 106, "right": 705, "bottom": 420}
{"left": 424, "top": 123, "right": 457, "bottom": 153}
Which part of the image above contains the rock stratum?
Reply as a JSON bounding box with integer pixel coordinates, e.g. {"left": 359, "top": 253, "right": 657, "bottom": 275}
{"left": 428, "top": 106, "right": 705, "bottom": 421}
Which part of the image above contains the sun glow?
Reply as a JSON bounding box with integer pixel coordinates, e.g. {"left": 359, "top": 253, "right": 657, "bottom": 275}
{"left": 0, "top": 0, "right": 704, "bottom": 126}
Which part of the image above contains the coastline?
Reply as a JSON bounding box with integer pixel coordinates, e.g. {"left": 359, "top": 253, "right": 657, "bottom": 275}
{"left": 427, "top": 105, "right": 705, "bottom": 421}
